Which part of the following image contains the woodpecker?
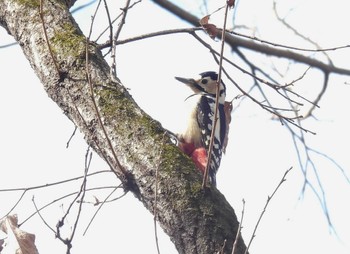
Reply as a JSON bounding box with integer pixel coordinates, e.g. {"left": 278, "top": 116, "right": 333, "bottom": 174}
{"left": 175, "top": 71, "right": 227, "bottom": 186}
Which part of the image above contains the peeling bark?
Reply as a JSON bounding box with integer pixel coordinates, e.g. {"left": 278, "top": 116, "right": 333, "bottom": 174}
{"left": 0, "top": 1, "right": 248, "bottom": 253}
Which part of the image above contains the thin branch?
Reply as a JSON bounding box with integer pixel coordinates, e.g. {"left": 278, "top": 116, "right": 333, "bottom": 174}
{"left": 100, "top": 23, "right": 350, "bottom": 76}
{"left": 32, "top": 196, "right": 56, "bottom": 234}
{"left": 86, "top": 15, "right": 128, "bottom": 177}
{"left": 167, "top": 28, "right": 319, "bottom": 122}
{"left": 95, "top": 0, "right": 142, "bottom": 42}
{"left": 285, "top": 118, "right": 337, "bottom": 232}
{"left": 19, "top": 186, "right": 121, "bottom": 227}
{"left": 71, "top": 0, "right": 97, "bottom": 14}
{"left": 83, "top": 185, "right": 126, "bottom": 235}
{"left": 234, "top": 47, "right": 317, "bottom": 109}
{"left": 101, "top": 0, "right": 115, "bottom": 80}
{"left": 191, "top": 34, "right": 316, "bottom": 134}
{"left": 98, "top": 27, "right": 202, "bottom": 49}
{"left": 110, "top": 0, "right": 131, "bottom": 78}
{"left": 0, "top": 170, "right": 111, "bottom": 193}
{"left": 304, "top": 72, "right": 329, "bottom": 118}
{"left": 87, "top": 0, "right": 102, "bottom": 39}
{"left": 0, "top": 170, "right": 112, "bottom": 221}
{"left": 114, "top": 0, "right": 131, "bottom": 42}
{"left": 244, "top": 167, "right": 292, "bottom": 254}
{"left": 0, "top": 41, "right": 17, "bottom": 48}
{"left": 230, "top": 30, "right": 350, "bottom": 54}
{"left": 66, "top": 126, "right": 77, "bottom": 148}
{"left": 309, "top": 148, "right": 350, "bottom": 184}
{"left": 151, "top": 0, "right": 350, "bottom": 76}
{"left": 203, "top": 3, "right": 230, "bottom": 188}
{"left": 56, "top": 148, "right": 92, "bottom": 253}
{"left": 232, "top": 199, "right": 245, "bottom": 254}
{"left": 64, "top": 85, "right": 119, "bottom": 177}
{"left": 69, "top": 148, "right": 91, "bottom": 244}
{"left": 39, "top": 0, "right": 61, "bottom": 78}
{"left": 272, "top": 1, "right": 334, "bottom": 65}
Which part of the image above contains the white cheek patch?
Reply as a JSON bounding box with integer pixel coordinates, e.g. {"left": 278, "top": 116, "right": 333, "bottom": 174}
{"left": 207, "top": 81, "right": 218, "bottom": 94}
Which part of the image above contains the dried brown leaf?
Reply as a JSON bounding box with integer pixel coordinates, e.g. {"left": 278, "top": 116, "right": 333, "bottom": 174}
{"left": 0, "top": 215, "right": 39, "bottom": 254}
{"left": 202, "top": 24, "right": 219, "bottom": 39}
{"left": 199, "top": 15, "right": 219, "bottom": 39}
{"left": 199, "top": 15, "right": 210, "bottom": 25}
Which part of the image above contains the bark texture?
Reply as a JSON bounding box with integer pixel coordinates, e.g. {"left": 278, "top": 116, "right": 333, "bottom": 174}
{"left": 0, "top": 1, "right": 247, "bottom": 253}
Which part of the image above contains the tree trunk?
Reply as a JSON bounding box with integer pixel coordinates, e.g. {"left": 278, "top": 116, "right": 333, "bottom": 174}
{"left": 0, "top": 1, "right": 247, "bottom": 253}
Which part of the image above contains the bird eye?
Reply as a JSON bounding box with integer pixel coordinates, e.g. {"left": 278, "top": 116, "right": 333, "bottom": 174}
{"left": 201, "top": 79, "right": 208, "bottom": 84}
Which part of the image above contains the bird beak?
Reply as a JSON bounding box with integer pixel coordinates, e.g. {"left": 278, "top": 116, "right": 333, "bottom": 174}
{"left": 175, "top": 76, "right": 204, "bottom": 95}
{"left": 175, "top": 76, "right": 196, "bottom": 86}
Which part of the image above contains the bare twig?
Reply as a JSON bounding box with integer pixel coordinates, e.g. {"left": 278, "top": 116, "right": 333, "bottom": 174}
{"left": 0, "top": 170, "right": 112, "bottom": 222}
{"left": 66, "top": 126, "right": 77, "bottom": 148}
{"left": 151, "top": 0, "right": 350, "bottom": 76}
{"left": 55, "top": 148, "right": 92, "bottom": 253}
{"left": 244, "top": 167, "right": 292, "bottom": 254}
{"left": 87, "top": 0, "right": 102, "bottom": 38}
{"left": 190, "top": 31, "right": 316, "bottom": 117}
{"left": 304, "top": 72, "right": 328, "bottom": 118}
{"left": 287, "top": 120, "right": 335, "bottom": 231}
{"left": 83, "top": 185, "right": 126, "bottom": 235}
{"left": 30, "top": 150, "right": 93, "bottom": 253}
{"left": 19, "top": 186, "right": 121, "bottom": 227}
{"left": 0, "top": 41, "right": 18, "bottom": 48}
{"left": 39, "top": 0, "right": 60, "bottom": 78}
{"left": 101, "top": 27, "right": 201, "bottom": 48}
{"left": 0, "top": 171, "right": 112, "bottom": 194}
{"left": 272, "top": 1, "right": 334, "bottom": 65}
{"left": 71, "top": 0, "right": 97, "bottom": 14}
{"left": 99, "top": 24, "right": 350, "bottom": 76}
{"left": 114, "top": 0, "right": 131, "bottom": 42}
{"left": 202, "top": 3, "right": 230, "bottom": 188}
{"left": 198, "top": 43, "right": 316, "bottom": 134}
{"left": 110, "top": 0, "right": 131, "bottom": 78}
{"left": 230, "top": 30, "right": 350, "bottom": 54}
{"left": 85, "top": 14, "right": 128, "bottom": 177}
{"left": 103, "top": 0, "right": 113, "bottom": 47}
{"left": 70, "top": 148, "right": 91, "bottom": 242}
{"left": 232, "top": 199, "right": 245, "bottom": 254}
{"left": 32, "top": 196, "right": 57, "bottom": 234}
{"left": 64, "top": 87, "right": 118, "bottom": 176}
{"left": 95, "top": 0, "right": 142, "bottom": 42}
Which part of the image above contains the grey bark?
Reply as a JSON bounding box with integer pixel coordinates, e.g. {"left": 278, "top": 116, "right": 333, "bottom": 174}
{"left": 0, "top": 1, "right": 247, "bottom": 253}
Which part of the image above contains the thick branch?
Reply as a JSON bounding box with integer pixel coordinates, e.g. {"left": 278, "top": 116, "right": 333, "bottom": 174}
{"left": 152, "top": 0, "right": 350, "bottom": 76}
{"left": 0, "top": 1, "right": 247, "bottom": 253}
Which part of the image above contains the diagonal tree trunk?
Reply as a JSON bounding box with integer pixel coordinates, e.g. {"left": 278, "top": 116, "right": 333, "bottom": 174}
{"left": 0, "top": 1, "right": 247, "bottom": 253}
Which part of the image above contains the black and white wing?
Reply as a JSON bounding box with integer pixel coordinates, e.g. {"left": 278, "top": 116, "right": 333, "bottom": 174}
{"left": 196, "top": 96, "right": 226, "bottom": 186}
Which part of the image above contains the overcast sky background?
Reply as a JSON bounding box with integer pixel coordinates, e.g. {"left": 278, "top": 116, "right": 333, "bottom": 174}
{"left": 1, "top": 0, "right": 350, "bottom": 253}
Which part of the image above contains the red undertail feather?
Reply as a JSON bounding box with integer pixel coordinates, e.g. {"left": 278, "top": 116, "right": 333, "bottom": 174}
{"left": 179, "top": 141, "right": 208, "bottom": 175}
{"left": 191, "top": 147, "right": 207, "bottom": 174}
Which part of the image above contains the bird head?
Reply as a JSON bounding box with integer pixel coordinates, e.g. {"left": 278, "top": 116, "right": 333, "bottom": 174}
{"left": 175, "top": 71, "right": 226, "bottom": 102}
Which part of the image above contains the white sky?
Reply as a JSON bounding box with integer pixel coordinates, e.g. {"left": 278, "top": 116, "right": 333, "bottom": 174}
{"left": 1, "top": 0, "right": 350, "bottom": 253}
